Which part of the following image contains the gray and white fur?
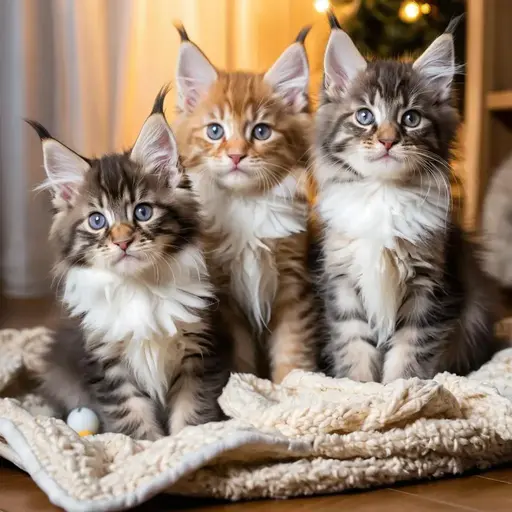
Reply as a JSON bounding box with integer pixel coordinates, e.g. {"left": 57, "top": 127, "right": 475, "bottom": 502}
{"left": 312, "top": 15, "right": 498, "bottom": 383}
{"left": 31, "top": 89, "right": 230, "bottom": 439}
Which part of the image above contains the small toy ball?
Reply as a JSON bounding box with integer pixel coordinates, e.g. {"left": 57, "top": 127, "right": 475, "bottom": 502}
{"left": 66, "top": 407, "right": 100, "bottom": 437}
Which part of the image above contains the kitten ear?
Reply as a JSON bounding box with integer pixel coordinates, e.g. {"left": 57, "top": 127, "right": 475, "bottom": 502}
{"left": 27, "top": 120, "right": 89, "bottom": 203}
{"left": 264, "top": 27, "right": 311, "bottom": 112}
{"left": 413, "top": 32, "right": 455, "bottom": 100}
{"left": 323, "top": 12, "right": 366, "bottom": 96}
{"left": 175, "top": 23, "right": 217, "bottom": 112}
{"left": 130, "top": 88, "right": 180, "bottom": 189}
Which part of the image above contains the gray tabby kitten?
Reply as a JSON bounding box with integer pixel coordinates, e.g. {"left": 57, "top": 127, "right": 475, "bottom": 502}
{"left": 31, "top": 89, "right": 230, "bottom": 439}
{"left": 313, "top": 14, "right": 497, "bottom": 383}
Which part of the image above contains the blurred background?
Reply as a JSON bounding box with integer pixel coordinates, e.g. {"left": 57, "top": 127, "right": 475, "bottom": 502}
{"left": 0, "top": 0, "right": 477, "bottom": 306}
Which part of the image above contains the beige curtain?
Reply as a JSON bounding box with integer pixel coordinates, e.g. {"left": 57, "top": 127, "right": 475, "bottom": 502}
{"left": 0, "top": 0, "right": 321, "bottom": 297}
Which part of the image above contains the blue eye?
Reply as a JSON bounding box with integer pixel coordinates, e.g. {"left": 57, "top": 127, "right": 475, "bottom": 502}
{"left": 355, "top": 108, "right": 375, "bottom": 126}
{"left": 252, "top": 123, "right": 272, "bottom": 141}
{"left": 402, "top": 109, "right": 422, "bottom": 128}
{"left": 134, "top": 203, "right": 153, "bottom": 222}
{"left": 206, "top": 123, "right": 224, "bottom": 141}
{"left": 88, "top": 212, "right": 106, "bottom": 230}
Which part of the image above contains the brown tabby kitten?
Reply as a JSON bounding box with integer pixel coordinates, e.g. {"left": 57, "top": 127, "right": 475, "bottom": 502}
{"left": 172, "top": 25, "right": 317, "bottom": 382}
{"left": 312, "top": 14, "right": 497, "bottom": 382}
{"left": 31, "top": 89, "right": 230, "bottom": 439}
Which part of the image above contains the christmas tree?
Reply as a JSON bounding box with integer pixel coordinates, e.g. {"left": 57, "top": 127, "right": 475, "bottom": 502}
{"left": 337, "top": 0, "right": 465, "bottom": 59}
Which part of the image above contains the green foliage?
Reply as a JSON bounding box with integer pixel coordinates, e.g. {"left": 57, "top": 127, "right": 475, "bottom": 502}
{"left": 336, "top": 0, "right": 465, "bottom": 59}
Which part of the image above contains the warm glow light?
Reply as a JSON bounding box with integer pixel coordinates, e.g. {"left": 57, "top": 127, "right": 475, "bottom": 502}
{"left": 315, "top": 0, "right": 330, "bottom": 13}
{"left": 420, "top": 3, "right": 431, "bottom": 14}
{"left": 399, "top": 1, "right": 421, "bottom": 23}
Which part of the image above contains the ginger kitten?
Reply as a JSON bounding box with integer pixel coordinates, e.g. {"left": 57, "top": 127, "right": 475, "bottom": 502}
{"left": 32, "top": 89, "right": 230, "bottom": 439}
{"left": 172, "top": 25, "right": 317, "bottom": 382}
{"left": 313, "top": 14, "right": 497, "bottom": 382}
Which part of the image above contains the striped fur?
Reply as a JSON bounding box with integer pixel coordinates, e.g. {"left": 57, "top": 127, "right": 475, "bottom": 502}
{"left": 32, "top": 91, "right": 230, "bottom": 439}
{"left": 312, "top": 23, "right": 498, "bottom": 382}
{"left": 172, "top": 26, "right": 318, "bottom": 382}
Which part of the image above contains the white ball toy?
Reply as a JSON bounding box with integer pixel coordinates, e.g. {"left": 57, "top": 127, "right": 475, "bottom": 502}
{"left": 66, "top": 407, "right": 100, "bottom": 436}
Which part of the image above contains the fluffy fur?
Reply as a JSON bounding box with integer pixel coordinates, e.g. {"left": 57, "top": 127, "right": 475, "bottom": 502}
{"left": 313, "top": 19, "right": 497, "bottom": 383}
{"left": 482, "top": 152, "right": 512, "bottom": 287}
{"left": 31, "top": 90, "right": 230, "bottom": 439}
{"left": 172, "top": 25, "right": 317, "bottom": 382}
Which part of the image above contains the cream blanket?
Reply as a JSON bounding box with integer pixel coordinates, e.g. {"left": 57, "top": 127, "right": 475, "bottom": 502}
{"left": 2, "top": 327, "right": 512, "bottom": 512}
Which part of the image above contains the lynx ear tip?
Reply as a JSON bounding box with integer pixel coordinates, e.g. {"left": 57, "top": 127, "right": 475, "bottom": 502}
{"left": 445, "top": 13, "right": 465, "bottom": 36}
{"left": 25, "top": 118, "right": 52, "bottom": 140}
{"left": 150, "top": 85, "right": 171, "bottom": 116}
{"left": 173, "top": 21, "right": 190, "bottom": 42}
{"left": 327, "top": 9, "right": 342, "bottom": 30}
{"left": 295, "top": 25, "right": 312, "bottom": 44}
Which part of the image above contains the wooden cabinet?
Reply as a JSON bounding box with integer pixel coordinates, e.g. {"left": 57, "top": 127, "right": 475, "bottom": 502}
{"left": 464, "top": 0, "right": 512, "bottom": 229}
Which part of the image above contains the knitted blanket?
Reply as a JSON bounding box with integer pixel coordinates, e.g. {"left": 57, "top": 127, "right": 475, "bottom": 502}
{"left": 2, "top": 327, "right": 512, "bottom": 512}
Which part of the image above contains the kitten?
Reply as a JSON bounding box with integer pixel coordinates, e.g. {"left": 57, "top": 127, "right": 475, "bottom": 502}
{"left": 31, "top": 89, "right": 230, "bottom": 439}
{"left": 172, "top": 25, "right": 317, "bottom": 382}
{"left": 313, "top": 14, "right": 497, "bottom": 383}
{"left": 482, "top": 153, "right": 512, "bottom": 287}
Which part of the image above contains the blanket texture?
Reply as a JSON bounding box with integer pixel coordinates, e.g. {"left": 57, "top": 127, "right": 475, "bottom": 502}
{"left": 2, "top": 327, "right": 512, "bottom": 512}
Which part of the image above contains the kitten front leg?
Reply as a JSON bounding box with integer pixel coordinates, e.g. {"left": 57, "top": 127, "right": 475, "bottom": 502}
{"left": 167, "top": 331, "right": 226, "bottom": 435}
{"left": 94, "top": 377, "right": 164, "bottom": 440}
{"left": 268, "top": 275, "right": 317, "bottom": 383}
{"left": 325, "top": 275, "right": 380, "bottom": 382}
{"left": 226, "top": 305, "right": 259, "bottom": 375}
{"left": 381, "top": 325, "right": 446, "bottom": 384}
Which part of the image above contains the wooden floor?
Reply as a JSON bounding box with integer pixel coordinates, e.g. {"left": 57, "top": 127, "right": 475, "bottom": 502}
{"left": 2, "top": 297, "right": 512, "bottom": 512}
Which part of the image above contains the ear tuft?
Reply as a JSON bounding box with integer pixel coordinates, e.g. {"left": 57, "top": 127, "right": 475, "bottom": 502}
{"left": 264, "top": 42, "right": 309, "bottom": 112}
{"left": 323, "top": 28, "right": 366, "bottom": 97}
{"left": 130, "top": 109, "right": 180, "bottom": 189}
{"left": 326, "top": 9, "right": 342, "bottom": 30}
{"left": 295, "top": 25, "right": 311, "bottom": 45}
{"left": 413, "top": 33, "right": 455, "bottom": 100}
{"left": 173, "top": 21, "right": 190, "bottom": 42}
{"left": 175, "top": 25, "right": 217, "bottom": 113}
{"left": 150, "top": 85, "right": 170, "bottom": 116}
{"left": 25, "top": 119, "right": 52, "bottom": 140}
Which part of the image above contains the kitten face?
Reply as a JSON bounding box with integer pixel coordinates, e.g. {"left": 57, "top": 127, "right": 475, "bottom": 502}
{"left": 178, "top": 73, "right": 310, "bottom": 193}
{"left": 30, "top": 90, "right": 199, "bottom": 278}
{"left": 174, "top": 28, "right": 311, "bottom": 194}
{"left": 51, "top": 157, "right": 197, "bottom": 276}
{"left": 317, "top": 28, "right": 458, "bottom": 183}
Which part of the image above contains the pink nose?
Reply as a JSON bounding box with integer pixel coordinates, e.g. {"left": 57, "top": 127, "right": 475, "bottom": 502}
{"left": 113, "top": 238, "right": 133, "bottom": 251}
{"left": 228, "top": 154, "right": 246, "bottom": 166}
{"left": 379, "top": 139, "right": 397, "bottom": 151}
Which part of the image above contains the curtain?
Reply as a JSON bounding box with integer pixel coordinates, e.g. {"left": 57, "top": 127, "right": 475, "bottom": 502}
{"left": 0, "top": 0, "right": 323, "bottom": 297}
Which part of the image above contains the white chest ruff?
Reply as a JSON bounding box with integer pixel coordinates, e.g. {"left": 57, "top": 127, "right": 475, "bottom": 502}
{"left": 320, "top": 180, "right": 448, "bottom": 341}
{"left": 63, "top": 247, "right": 212, "bottom": 400}
{"left": 197, "top": 174, "right": 307, "bottom": 330}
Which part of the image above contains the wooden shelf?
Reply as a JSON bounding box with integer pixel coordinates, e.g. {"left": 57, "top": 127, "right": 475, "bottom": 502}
{"left": 487, "top": 90, "right": 512, "bottom": 110}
